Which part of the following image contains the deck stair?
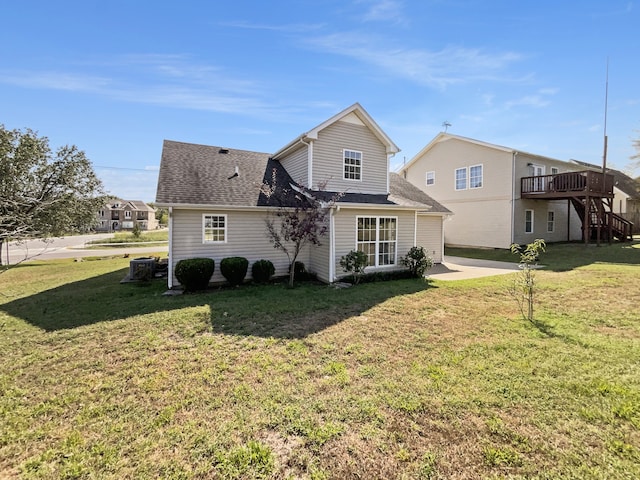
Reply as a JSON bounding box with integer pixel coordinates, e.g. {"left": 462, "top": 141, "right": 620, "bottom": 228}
{"left": 521, "top": 170, "right": 633, "bottom": 243}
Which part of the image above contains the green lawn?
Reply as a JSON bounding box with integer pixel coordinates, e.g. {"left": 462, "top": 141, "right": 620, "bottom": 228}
{"left": 86, "top": 230, "right": 169, "bottom": 246}
{"left": 1, "top": 243, "right": 639, "bottom": 479}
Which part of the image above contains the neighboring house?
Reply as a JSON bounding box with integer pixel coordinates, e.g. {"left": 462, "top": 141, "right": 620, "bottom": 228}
{"left": 96, "top": 199, "right": 158, "bottom": 232}
{"left": 155, "top": 103, "right": 450, "bottom": 288}
{"left": 398, "top": 133, "right": 631, "bottom": 249}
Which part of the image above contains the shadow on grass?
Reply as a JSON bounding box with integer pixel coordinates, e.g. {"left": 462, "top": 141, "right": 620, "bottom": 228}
{"left": 0, "top": 268, "right": 434, "bottom": 338}
{"left": 447, "top": 238, "right": 640, "bottom": 272}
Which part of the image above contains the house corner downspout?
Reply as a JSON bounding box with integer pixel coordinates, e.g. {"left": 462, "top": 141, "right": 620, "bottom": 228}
{"left": 329, "top": 206, "right": 336, "bottom": 282}
{"left": 511, "top": 151, "right": 518, "bottom": 245}
{"left": 167, "top": 206, "right": 174, "bottom": 289}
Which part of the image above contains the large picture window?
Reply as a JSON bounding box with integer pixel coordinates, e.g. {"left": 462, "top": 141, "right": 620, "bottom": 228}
{"left": 343, "top": 149, "right": 362, "bottom": 181}
{"left": 203, "top": 214, "right": 227, "bottom": 243}
{"left": 356, "top": 216, "right": 397, "bottom": 267}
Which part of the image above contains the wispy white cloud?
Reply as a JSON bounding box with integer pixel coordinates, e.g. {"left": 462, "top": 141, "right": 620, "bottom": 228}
{"left": 306, "top": 32, "right": 523, "bottom": 88}
{"left": 0, "top": 54, "right": 277, "bottom": 116}
{"left": 356, "top": 0, "right": 408, "bottom": 25}
{"left": 218, "top": 20, "right": 324, "bottom": 33}
{"left": 505, "top": 88, "right": 557, "bottom": 109}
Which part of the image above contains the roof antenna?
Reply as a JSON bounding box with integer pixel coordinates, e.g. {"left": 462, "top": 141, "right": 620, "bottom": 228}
{"left": 602, "top": 58, "right": 609, "bottom": 176}
{"left": 442, "top": 121, "right": 451, "bottom": 133}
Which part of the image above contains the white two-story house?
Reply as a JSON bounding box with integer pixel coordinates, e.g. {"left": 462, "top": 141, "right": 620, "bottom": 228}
{"left": 155, "top": 103, "right": 450, "bottom": 287}
{"left": 398, "top": 133, "right": 629, "bottom": 249}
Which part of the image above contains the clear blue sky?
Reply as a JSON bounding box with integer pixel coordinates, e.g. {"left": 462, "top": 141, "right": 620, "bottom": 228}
{"left": 2, "top": 1, "right": 638, "bottom": 202}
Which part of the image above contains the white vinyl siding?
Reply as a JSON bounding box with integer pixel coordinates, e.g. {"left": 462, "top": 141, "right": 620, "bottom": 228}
{"left": 426, "top": 171, "right": 435, "bottom": 186}
{"left": 455, "top": 167, "right": 467, "bottom": 190}
{"left": 312, "top": 121, "right": 388, "bottom": 194}
{"left": 415, "top": 215, "right": 443, "bottom": 263}
{"left": 172, "top": 209, "right": 307, "bottom": 285}
{"left": 203, "top": 214, "right": 226, "bottom": 243}
{"left": 469, "top": 164, "right": 483, "bottom": 189}
{"left": 278, "top": 144, "right": 308, "bottom": 186}
{"left": 343, "top": 149, "right": 362, "bottom": 181}
{"left": 525, "top": 209, "right": 534, "bottom": 234}
{"left": 333, "top": 209, "right": 415, "bottom": 279}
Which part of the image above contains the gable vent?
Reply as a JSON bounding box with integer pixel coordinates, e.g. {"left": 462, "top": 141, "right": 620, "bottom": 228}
{"left": 219, "top": 148, "right": 229, "bottom": 154}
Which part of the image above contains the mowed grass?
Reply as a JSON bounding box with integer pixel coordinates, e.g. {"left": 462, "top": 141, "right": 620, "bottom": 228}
{"left": 1, "top": 243, "right": 639, "bottom": 479}
{"left": 86, "top": 230, "right": 169, "bottom": 246}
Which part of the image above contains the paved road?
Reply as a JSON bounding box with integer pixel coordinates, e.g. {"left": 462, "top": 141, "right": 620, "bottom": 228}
{"left": 2, "top": 234, "right": 168, "bottom": 265}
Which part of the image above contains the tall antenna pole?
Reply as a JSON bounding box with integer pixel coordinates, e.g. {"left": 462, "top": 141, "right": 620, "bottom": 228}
{"left": 602, "top": 58, "right": 609, "bottom": 175}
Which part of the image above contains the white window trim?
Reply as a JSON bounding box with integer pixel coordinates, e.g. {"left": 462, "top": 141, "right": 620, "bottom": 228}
{"left": 547, "top": 210, "right": 555, "bottom": 233}
{"left": 202, "top": 213, "right": 227, "bottom": 244}
{"left": 124, "top": 210, "right": 132, "bottom": 219}
{"left": 426, "top": 171, "right": 435, "bottom": 186}
{"left": 551, "top": 167, "right": 559, "bottom": 175}
{"left": 455, "top": 167, "right": 467, "bottom": 191}
{"left": 355, "top": 216, "right": 398, "bottom": 268}
{"left": 343, "top": 149, "right": 363, "bottom": 182}
{"left": 525, "top": 209, "right": 534, "bottom": 234}
{"left": 469, "top": 164, "right": 483, "bottom": 189}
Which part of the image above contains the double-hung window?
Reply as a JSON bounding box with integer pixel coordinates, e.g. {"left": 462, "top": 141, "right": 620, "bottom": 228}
{"left": 124, "top": 210, "right": 132, "bottom": 219}
{"left": 455, "top": 167, "right": 467, "bottom": 190}
{"left": 525, "top": 210, "right": 534, "bottom": 234}
{"left": 547, "top": 211, "right": 555, "bottom": 233}
{"left": 469, "top": 164, "right": 483, "bottom": 189}
{"left": 426, "top": 171, "right": 435, "bottom": 186}
{"left": 203, "top": 214, "right": 227, "bottom": 243}
{"left": 343, "top": 149, "right": 362, "bottom": 181}
{"left": 356, "top": 216, "right": 397, "bottom": 267}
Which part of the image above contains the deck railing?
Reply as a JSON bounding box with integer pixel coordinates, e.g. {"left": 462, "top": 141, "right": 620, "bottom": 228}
{"left": 521, "top": 170, "right": 614, "bottom": 196}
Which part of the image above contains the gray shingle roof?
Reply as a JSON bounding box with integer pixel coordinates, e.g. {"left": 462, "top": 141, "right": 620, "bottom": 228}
{"left": 156, "top": 140, "right": 450, "bottom": 214}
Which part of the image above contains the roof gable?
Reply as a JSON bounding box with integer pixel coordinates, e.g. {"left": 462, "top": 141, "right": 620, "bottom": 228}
{"left": 273, "top": 103, "right": 400, "bottom": 159}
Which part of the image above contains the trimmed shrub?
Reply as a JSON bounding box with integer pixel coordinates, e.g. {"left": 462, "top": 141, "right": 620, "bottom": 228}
{"left": 252, "top": 259, "right": 275, "bottom": 284}
{"left": 400, "top": 246, "right": 433, "bottom": 278}
{"left": 220, "top": 256, "right": 249, "bottom": 287}
{"left": 175, "top": 258, "right": 215, "bottom": 292}
{"left": 339, "top": 249, "right": 368, "bottom": 284}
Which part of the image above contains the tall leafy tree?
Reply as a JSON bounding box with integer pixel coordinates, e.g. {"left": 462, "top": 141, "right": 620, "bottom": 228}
{"left": 0, "top": 125, "right": 106, "bottom": 265}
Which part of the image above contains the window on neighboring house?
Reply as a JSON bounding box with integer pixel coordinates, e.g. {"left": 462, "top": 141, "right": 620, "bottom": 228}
{"left": 203, "top": 214, "right": 227, "bottom": 243}
{"left": 99, "top": 210, "right": 105, "bottom": 217}
{"left": 124, "top": 211, "right": 132, "bottom": 219}
{"left": 455, "top": 167, "right": 467, "bottom": 190}
{"left": 469, "top": 164, "right": 483, "bottom": 188}
{"left": 426, "top": 171, "right": 435, "bottom": 186}
{"left": 551, "top": 167, "right": 559, "bottom": 175}
{"left": 343, "top": 149, "right": 362, "bottom": 181}
{"left": 525, "top": 209, "right": 534, "bottom": 234}
{"left": 547, "top": 211, "right": 555, "bottom": 232}
{"left": 356, "top": 216, "right": 397, "bottom": 267}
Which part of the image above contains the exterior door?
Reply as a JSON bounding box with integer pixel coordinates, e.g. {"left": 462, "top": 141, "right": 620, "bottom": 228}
{"left": 531, "top": 165, "right": 545, "bottom": 192}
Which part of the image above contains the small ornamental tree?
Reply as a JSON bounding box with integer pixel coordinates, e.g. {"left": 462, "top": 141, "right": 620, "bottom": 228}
{"left": 261, "top": 169, "right": 341, "bottom": 287}
{"left": 509, "top": 239, "right": 546, "bottom": 323}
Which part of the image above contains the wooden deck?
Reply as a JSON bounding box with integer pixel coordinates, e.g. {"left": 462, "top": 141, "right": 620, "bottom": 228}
{"left": 521, "top": 170, "right": 633, "bottom": 242}
{"left": 521, "top": 170, "right": 614, "bottom": 199}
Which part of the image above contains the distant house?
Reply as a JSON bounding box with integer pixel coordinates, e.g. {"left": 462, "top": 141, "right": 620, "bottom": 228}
{"left": 155, "top": 103, "right": 450, "bottom": 288}
{"left": 397, "top": 133, "right": 632, "bottom": 249}
{"left": 96, "top": 199, "right": 158, "bottom": 232}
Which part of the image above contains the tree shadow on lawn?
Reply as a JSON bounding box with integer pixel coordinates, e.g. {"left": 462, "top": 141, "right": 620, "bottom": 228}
{"left": 0, "top": 267, "right": 435, "bottom": 338}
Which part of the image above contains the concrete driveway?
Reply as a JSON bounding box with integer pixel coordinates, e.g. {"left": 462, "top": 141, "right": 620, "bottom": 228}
{"left": 429, "top": 255, "right": 522, "bottom": 281}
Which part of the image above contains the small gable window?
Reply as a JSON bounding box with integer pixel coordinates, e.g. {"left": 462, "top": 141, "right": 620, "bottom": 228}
{"left": 343, "top": 149, "right": 362, "bottom": 181}
{"left": 426, "top": 171, "right": 435, "bottom": 186}
{"left": 203, "top": 214, "right": 227, "bottom": 243}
